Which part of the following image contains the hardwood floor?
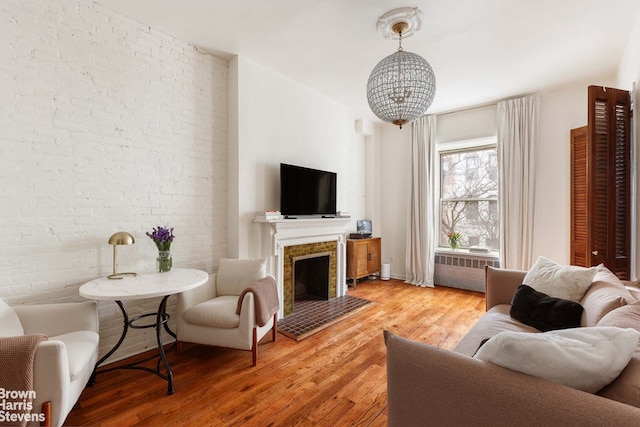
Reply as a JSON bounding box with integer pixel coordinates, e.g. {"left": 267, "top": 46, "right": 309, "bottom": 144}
{"left": 65, "top": 278, "right": 485, "bottom": 426}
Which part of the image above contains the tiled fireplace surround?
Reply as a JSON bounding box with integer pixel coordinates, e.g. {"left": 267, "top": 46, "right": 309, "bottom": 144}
{"left": 255, "top": 218, "right": 351, "bottom": 318}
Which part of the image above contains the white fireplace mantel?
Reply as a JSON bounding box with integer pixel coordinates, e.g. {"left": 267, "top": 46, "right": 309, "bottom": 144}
{"left": 254, "top": 217, "right": 351, "bottom": 318}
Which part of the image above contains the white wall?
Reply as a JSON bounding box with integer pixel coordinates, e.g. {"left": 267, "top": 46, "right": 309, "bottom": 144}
{"left": 229, "top": 56, "right": 367, "bottom": 258}
{"left": 379, "top": 124, "right": 411, "bottom": 278}
{"left": 617, "top": 12, "right": 640, "bottom": 89}
{"left": 1, "top": 0, "right": 227, "bottom": 360}
{"left": 617, "top": 12, "right": 640, "bottom": 279}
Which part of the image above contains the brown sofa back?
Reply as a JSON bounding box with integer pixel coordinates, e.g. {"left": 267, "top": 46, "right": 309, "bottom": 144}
{"left": 485, "top": 265, "right": 526, "bottom": 310}
{"left": 385, "top": 330, "right": 640, "bottom": 426}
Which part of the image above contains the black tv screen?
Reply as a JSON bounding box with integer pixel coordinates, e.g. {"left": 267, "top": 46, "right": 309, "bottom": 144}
{"left": 280, "top": 163, "right": 337, "bottom": 217}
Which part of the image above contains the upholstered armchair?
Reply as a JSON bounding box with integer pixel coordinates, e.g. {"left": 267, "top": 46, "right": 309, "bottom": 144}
{"left": 0, "top": 298, "right": 99, "bottom": 427}
{"left": 176, "top": 258, "right": 279, "bottom": 366}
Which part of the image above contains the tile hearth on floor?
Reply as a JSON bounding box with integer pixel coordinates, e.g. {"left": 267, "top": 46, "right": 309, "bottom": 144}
{"left": 277, "top": 295, "right": 372, "bottom": 340}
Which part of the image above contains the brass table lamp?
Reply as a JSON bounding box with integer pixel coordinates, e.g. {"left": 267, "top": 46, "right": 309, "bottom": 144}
{"left": 108, "top": 231, "right": 138, "bottom": 280}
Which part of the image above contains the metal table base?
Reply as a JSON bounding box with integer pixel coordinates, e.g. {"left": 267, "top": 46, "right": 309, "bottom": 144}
{"left": 89, "top": 295, "right": 176, "bottom": 395}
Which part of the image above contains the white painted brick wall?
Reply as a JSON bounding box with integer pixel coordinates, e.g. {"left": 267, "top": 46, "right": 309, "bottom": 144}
{"left": 0, "top": 0, "right": 228, "bottom": 361}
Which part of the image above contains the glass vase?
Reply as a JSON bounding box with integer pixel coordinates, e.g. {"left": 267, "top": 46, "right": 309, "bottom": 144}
{"left": 448, "top": 239, "right": 459, "bottom": 250}
{"left": 156, "top": 250, "right": 172, "bottom": 273}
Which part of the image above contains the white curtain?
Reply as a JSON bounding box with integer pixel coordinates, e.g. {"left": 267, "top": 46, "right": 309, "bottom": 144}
{"left": 497, "top": 96, "right": 540, "bottom": 270}
{"left": 405, "top": 115, "right": 437, "bottom": 287}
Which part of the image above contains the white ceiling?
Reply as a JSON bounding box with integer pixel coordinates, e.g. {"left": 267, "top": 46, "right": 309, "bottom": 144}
{"left": 94, "top": 0, "right": 640, "bottom": 121}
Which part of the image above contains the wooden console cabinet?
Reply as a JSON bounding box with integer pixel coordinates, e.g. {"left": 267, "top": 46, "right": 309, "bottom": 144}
{"left": 346, "top": 237, "right": 381, "bottom": 288}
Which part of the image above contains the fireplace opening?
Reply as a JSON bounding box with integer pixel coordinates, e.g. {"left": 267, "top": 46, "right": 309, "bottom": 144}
{"left": 293, "top": 253, "right": 330, "bottom": 302}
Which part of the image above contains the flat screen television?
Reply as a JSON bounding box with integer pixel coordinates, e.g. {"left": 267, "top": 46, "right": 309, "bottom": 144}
{"left": 280, "top": 163, "right": 337, "bottom": 217}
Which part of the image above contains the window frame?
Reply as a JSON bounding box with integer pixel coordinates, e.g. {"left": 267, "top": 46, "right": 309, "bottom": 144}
{"left": 436, "top": 137, "right": 499, "bottom": 251}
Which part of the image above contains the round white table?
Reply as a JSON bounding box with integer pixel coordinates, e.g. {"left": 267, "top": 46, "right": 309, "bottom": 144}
{"left": 80, "top": 268, "right": 208, "bottom": 395}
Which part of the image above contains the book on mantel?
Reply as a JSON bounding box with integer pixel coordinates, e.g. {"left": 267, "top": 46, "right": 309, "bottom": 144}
{"left": 255, "top": 211, "right": 283, "bottom": 221}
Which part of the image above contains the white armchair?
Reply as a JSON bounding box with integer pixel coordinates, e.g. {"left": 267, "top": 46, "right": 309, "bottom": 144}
{"left": 0, "top": 298, "right": 99, "bottom": 427}
{"left": 176, "top": 258, "right": 278, "bottom": 366}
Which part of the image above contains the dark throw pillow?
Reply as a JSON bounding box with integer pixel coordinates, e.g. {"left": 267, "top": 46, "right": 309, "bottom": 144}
{"left": 510, "top": 284, "right": 584, "bottom": 332}
{"left": 472, "top": 337, "right": 492, "bottom": 357}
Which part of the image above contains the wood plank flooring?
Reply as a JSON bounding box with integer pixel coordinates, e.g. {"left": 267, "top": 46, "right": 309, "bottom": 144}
{"left": 65, "top": 278, "right": 485, "bottom": 426}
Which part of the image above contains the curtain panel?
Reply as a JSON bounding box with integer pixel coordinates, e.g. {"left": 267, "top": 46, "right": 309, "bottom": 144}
{"left": 405, "top": 115, "right": 437, "bottom": 287}
{"left": 497, "top": 95, "right": 540, "bottom": 270}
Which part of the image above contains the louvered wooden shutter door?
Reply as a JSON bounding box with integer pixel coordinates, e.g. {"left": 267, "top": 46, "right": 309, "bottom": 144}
{"left": 585, "top": 86, "right": 631, "bottom": 279}
{"left": 611, "top": 89, "right": 631, "bottom": 279}
{"left": 590, "top": 91, "right": 611, "bottom": 269}
{"left": 570, "top": 126, "right": 588, "bottom": 267}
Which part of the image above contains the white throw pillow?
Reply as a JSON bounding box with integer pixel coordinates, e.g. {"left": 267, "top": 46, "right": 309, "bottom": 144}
{"left": 216, "top": 258, "right": 267, "bottom": 296}
{"left": 473, "top": 326, "right": 639, "bottom": 393}
{"left": 523, "top": 256, "right": 599, "bottom": 301}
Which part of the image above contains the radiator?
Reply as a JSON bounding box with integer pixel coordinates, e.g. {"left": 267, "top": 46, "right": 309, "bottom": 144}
{"left": 434, "top": 252, "right": 500, "bottom": 293}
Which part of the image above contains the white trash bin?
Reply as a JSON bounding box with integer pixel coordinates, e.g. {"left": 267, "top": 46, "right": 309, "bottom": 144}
{"left": 381, "top": 263, "right": 391, "bottom": 280}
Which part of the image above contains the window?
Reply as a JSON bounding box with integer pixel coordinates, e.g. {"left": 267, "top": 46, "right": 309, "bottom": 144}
{"left": 439, "top": 142, "right": 499, "bottom": 251}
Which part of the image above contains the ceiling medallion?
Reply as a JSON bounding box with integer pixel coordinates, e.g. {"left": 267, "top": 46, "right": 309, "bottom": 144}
{"left": 366, "top": 7, "right": 436, "bottom": 129}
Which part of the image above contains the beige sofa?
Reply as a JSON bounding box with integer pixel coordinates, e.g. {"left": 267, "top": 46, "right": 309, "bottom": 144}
{"left": 385, "top": 266, "right": 640, "bottom": 426}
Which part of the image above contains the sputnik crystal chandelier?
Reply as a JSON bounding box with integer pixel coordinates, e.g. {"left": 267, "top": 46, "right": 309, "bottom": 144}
{"left": 366, "top": 7, "right": 436, "bottom": 129}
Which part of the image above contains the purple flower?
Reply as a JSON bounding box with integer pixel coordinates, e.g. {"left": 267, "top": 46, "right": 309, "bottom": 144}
{"left": 146, "top": 226, "right": 175, "bottom": 251}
